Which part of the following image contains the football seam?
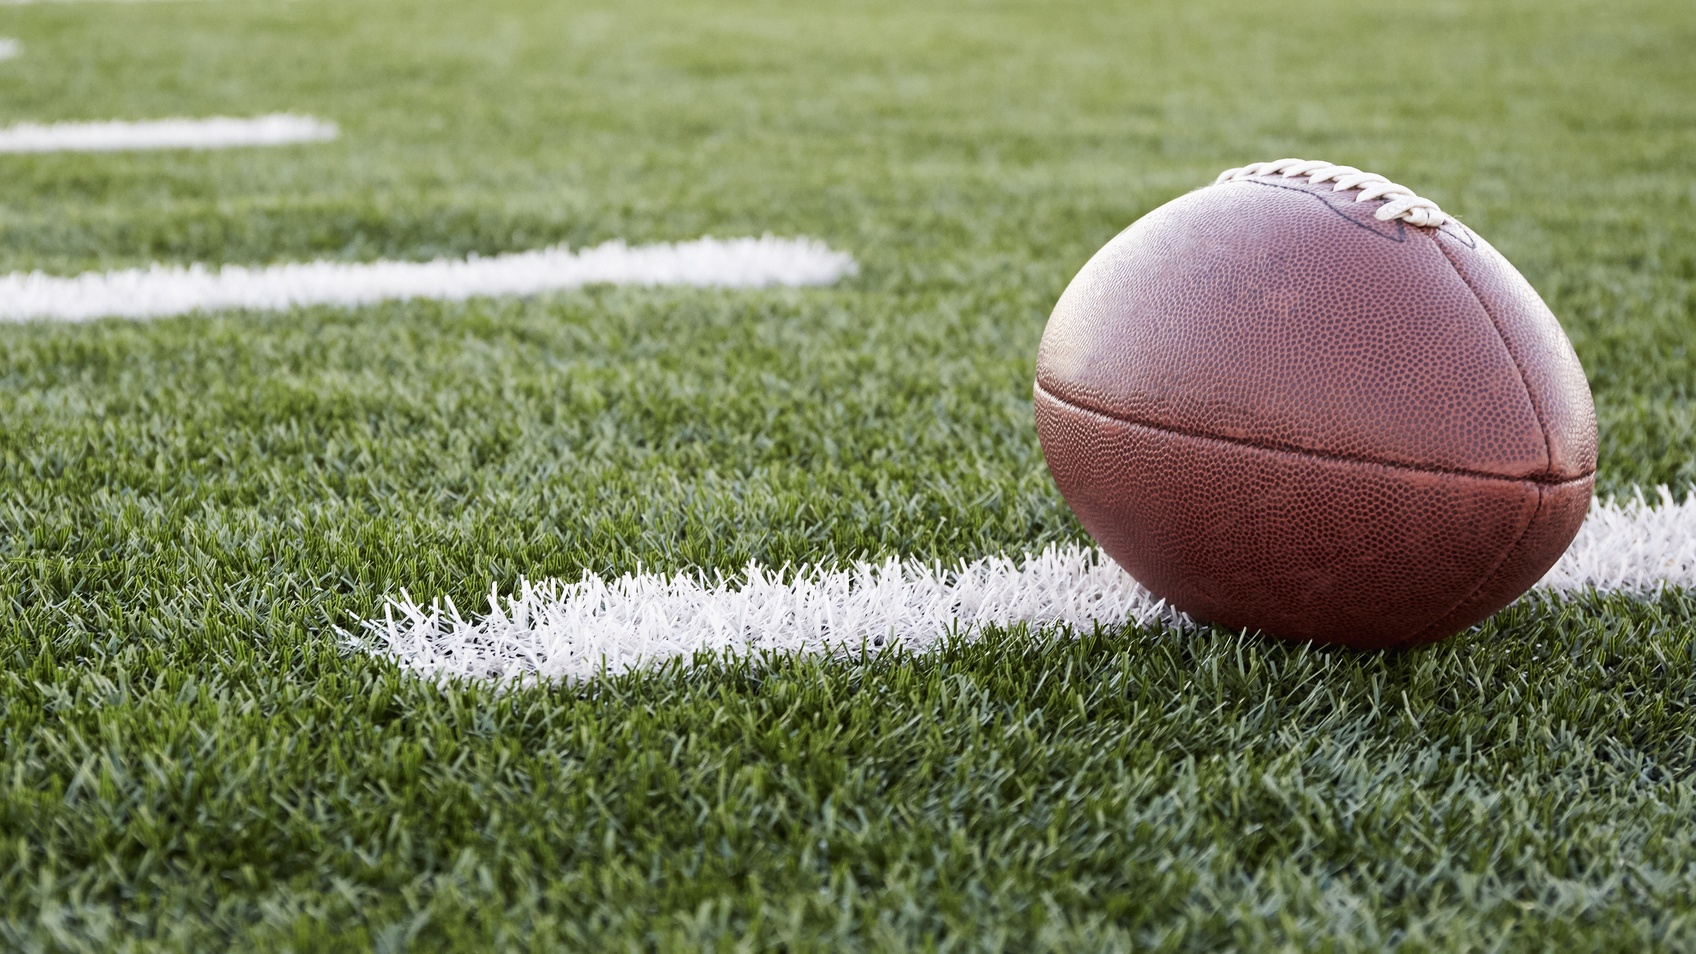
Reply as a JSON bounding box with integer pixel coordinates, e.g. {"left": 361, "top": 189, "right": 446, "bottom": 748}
{"left": 1230, "top": 179, "right": 1408, "bottom": 244}
{"left": 1429, "top": 233, "right": 1558, "bottom": 478}
{"left": 1033, "top": 379, "right": 1590, "bottom": 487}
{"left": 1402, "top": 482, "right": 1547, "bottom": 647}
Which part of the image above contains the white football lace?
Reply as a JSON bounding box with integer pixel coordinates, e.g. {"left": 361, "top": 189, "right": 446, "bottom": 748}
{"left": 1214, "top": 159, "right": 1451, "bottom": 228}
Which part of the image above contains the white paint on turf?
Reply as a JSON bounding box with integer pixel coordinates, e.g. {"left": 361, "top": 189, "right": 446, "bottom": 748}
{"left": 0, "top": 39, "right": 19, "bottom": 61}
{"left": 1538, "top": 485, "right": 1696, "bottom": 592}
{"left": 0, "top": 114, "right": 337, "bottom": 154}
{"left": 360, "top": 546, "right": 1181, "bottom": 686}
{"left": 0, "top": 237, "right": 858, "bottom": 322}
{"left": 357, "top": 490, "right": 1696, "bottom": 685}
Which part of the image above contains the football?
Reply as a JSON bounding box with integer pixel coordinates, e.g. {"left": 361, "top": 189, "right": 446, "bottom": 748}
{"left": 1035, "top": 159, "right": 1599, "bottom": 649}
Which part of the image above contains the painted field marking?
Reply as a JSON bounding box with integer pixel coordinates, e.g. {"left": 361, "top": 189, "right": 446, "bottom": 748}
{"left": 358, "top": 488, "right": 1696, "bottom": 684}
{"left": 0, "top": 38, "right": 18, "bottom": 61}
{"left": 0, "top": 114, "right": 337, "bottom": 153}
{"left": 0, "top": 236, "right": 858, "bottom": 322}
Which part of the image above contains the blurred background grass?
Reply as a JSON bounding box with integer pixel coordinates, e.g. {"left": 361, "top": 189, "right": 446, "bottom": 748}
{"left": 0, "top": 0, "right": 1693, "bottom": 948}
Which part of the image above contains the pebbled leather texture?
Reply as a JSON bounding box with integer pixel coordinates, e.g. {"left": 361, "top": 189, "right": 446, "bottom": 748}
{"left": 1035, "top": 172, "right": 1598, "bottom": 649}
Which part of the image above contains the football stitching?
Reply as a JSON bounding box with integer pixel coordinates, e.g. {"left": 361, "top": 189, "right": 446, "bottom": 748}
{"left": 1034, "top": 379, "right": 1587, "bottom": 486}
{"left": 1229, "top": 178, "right": 1409, "bottom": 243}
{"left": 1216, "top": 158, "right": 1451, "bottom": 228}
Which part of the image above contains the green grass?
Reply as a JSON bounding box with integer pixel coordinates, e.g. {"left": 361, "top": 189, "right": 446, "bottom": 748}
{"left": 0, "top": 0, "right": 1693, "bottom": 949}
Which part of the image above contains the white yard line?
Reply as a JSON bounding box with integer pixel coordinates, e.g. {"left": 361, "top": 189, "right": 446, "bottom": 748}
{"left": 0, "top": 39, "right": 18, "bottom": 61}
{"left": 358, "top": 488, "right": 1696, "bottom": 684}
{"left": 361, "top": 545, "right": 1179, "bottom": 686}
{"left": 0, "top": 236, "right": 858, "bottom": 321}
{"left": 0, "top": 114, "right": 337, "bottom": 154}
{"left": 1537, "top": 486, "right": 1696, "bottom": 592}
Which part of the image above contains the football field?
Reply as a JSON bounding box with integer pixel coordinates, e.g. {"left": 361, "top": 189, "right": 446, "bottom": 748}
{"left": 2, "top": 0, "right": 1695, "bottom": 949}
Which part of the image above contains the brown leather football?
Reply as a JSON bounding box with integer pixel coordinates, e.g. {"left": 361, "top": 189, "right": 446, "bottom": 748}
{"left": 1035, "top": 159, "right": 1598, "bottom": 649}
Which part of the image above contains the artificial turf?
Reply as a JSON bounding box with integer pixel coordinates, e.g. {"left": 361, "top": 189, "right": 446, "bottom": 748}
{"left": 1, "top": 0, "right": 1694, "bottom": 949}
